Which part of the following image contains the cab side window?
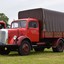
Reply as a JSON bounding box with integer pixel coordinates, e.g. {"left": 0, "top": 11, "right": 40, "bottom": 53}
{"left": 29, "top": 21, "right": 38, "bottom": 28}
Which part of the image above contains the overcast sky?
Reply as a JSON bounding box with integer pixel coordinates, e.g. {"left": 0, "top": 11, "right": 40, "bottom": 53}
{"left": 0, "top": 0, "right": 64, "bottom": 24}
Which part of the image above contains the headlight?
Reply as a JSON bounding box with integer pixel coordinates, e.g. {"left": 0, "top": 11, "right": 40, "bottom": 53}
{"left": 13, "top": 35, "right": 17, "bottom": 40}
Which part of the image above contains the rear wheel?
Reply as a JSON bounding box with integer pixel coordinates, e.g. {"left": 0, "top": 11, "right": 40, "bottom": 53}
{"left": 52, "top": 40, "right": 64, "bottom": 52}
{"left": 18, "top": 40, "right": 31, "bottom": 56}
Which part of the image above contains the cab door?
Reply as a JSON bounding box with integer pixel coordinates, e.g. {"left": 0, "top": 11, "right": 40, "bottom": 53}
{"left": 27, "top": 21, "right": 39, "bottom": 42}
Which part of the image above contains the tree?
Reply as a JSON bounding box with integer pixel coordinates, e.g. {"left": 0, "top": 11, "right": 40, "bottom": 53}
{"left": 0, "top": 13, "right": 9, "bottom": 27}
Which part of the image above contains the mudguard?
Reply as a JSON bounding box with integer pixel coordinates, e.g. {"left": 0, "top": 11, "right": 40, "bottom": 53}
{"left": 52, "top": 38, "right": 63, "bottom": 48}
{"left": 17, "top": 36, "right": 31, "bottom": 45}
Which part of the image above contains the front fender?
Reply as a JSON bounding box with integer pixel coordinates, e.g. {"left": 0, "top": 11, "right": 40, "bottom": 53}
{"left": 17, "top": 36, "right": 31, "bottom": 45}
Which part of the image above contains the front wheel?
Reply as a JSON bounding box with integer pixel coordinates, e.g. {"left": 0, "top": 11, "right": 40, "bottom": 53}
{"left": 52, "top": 40, "right": 64, "bottom": 52}
{"left": 18, "top": 40, "right": 31, "bottom": 56}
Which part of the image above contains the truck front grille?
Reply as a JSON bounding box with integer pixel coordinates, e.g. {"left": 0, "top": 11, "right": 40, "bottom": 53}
{"left": 0, "top": 29, "right": 8, "bottom": 45}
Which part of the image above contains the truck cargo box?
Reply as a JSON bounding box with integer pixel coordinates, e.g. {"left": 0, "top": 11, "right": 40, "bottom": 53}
{"left": 18, "top": 8, "right": 64, "bottom": 32}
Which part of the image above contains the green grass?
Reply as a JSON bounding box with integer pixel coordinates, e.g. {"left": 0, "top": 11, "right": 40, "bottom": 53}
{"left": 0, "top": 48, "right": 64, "bottom": 64}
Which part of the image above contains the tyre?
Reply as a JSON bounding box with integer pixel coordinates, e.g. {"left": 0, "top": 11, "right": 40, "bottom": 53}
{"left": 52, "top": 40, "right": 64, "bottom": 52}
{"left": 34, "top": 47, "right": 44, "bottom": 52}
{"left": 18, "top": 40, "right": 31, "bottom": 56}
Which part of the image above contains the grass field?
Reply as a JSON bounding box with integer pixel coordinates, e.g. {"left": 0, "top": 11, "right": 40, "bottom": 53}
{"left": 0, "top": 48, "right": 64, "bottom": 64}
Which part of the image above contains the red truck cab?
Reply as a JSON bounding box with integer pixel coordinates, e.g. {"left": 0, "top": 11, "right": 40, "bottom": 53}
{"left": 11, "top": 18, "right": 39, "bottom": 42}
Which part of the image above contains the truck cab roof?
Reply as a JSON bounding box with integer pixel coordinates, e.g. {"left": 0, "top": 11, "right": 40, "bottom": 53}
{"left": 12, "top": 18, "right": 38, "bottom": 23}
{"left": 13, "top": 18, "right": 38, "bottom": 21}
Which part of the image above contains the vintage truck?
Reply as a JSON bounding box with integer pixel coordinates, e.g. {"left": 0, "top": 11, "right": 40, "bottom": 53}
{"left": 0, "top": 21, "right": 6, "bottom": 29}
{"left": 0, "top": 8, "right": 64, "bottom": 55}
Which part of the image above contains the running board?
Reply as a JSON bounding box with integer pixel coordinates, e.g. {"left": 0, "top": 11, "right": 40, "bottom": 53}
{"left": 32, "top": 42, "right": 46, "bottom": 47}
{"left": 37, "top": 42, "right": 46, "bottom": 45}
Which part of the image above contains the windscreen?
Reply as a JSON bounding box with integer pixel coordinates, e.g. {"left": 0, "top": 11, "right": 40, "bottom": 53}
{"left": 11, "top": 20, "right": 26, "bottom": 28}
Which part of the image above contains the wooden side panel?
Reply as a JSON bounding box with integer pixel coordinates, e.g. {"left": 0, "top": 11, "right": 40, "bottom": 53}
{"left": 44, "top": 32, "right": 53, "bottom": 38}
{"left": 53, "top": 32, "right": 62, "bottom": 38}
{"left": 62, "top": 32, "right": 64, "bottom": 38}
{"left": 41, "top": 32, "right": 62, "bottom": 38}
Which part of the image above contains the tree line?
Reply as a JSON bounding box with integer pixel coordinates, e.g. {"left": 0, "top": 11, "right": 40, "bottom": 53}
{"left": 0, "top": 13, "right": 9, "bottom": 27}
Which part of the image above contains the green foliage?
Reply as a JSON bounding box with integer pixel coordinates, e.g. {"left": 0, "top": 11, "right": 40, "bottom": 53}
{"left": 0, "top": 13, "right": 9, "bottom": 27}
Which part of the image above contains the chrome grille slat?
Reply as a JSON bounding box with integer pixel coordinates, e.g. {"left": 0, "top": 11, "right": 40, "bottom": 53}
{"left": 0, "top": 29, "right": 8, "bottom": 45}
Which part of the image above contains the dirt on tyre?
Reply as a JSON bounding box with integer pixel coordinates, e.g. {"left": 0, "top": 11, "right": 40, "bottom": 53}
{"left": 18, "top": 40, "right": 31, "bottom": 56}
